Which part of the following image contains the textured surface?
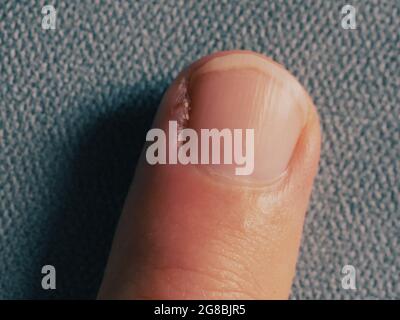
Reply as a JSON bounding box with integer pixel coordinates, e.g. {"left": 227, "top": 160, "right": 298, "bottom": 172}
{"left": 0, "top": 0, "right": 399, "bottom": 299}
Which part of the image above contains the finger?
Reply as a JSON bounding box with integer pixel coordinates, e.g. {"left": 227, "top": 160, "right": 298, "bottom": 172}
{"left": 98, "top": 50, "right": 321, "bottom": 299}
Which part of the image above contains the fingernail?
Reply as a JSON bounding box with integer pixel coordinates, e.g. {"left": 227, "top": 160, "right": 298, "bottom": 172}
{"left": 187, "top": 53, "right": 309, "bottom": 183}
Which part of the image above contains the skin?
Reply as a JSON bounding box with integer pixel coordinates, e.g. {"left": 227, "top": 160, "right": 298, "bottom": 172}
{"left": 98, "top": 50, "right": 321, "bottom": 299}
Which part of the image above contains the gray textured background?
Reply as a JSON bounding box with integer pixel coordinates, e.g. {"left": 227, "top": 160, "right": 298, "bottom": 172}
{"left": 0, "top": 0, "right": 399, "bottom": 299}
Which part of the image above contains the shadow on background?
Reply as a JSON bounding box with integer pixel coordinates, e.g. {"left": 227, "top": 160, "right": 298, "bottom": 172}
{"left": 31, "top": 87, "right": 162, "bottom": 299}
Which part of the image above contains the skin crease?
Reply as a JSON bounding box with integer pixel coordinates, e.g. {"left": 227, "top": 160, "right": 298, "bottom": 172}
{"left": 98, "top": 50, "right": 321, "bottom": 299}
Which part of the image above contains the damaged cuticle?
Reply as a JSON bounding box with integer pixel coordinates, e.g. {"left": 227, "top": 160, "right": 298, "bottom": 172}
{"left": 170, "top": 76, "right": 192, "bottom": 135}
